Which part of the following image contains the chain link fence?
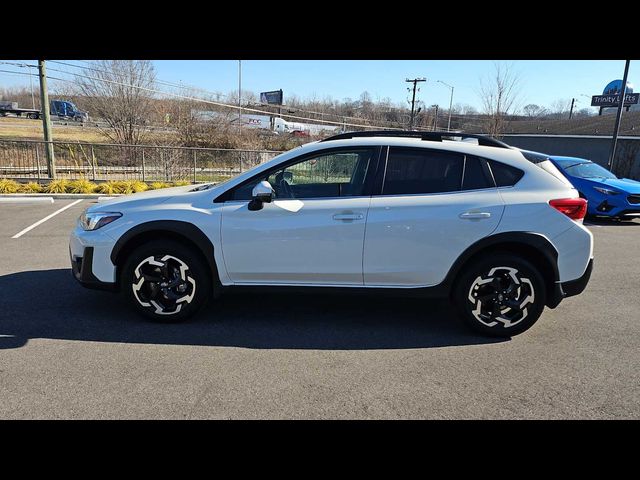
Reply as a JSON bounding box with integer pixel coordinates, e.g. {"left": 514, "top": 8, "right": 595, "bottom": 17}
{"left": 0, "top": 140, "right": 282, "bottom": 183}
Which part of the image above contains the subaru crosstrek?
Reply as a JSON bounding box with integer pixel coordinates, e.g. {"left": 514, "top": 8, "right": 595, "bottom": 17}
{"left": 548, "top": 155, "right": 640, "bottom": 219}
{"left": 70, "top": 131, "right": 594, "bottom": 337}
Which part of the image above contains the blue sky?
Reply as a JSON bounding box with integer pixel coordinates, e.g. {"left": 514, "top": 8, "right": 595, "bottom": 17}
{"left": 1, "top": 60, "right": 638, "bottom": 112}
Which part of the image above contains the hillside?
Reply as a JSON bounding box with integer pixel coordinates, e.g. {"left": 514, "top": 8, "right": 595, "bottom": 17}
{"left": 499, "top": 111, "right": 640, "bottom": 136}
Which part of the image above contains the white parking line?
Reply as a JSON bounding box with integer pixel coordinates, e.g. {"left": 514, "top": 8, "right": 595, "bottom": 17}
{"left": 11, "top": 199, "right": 83, "bottom": 239}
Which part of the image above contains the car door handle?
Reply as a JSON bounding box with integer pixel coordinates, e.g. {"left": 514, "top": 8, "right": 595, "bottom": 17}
{"left": 459, "top": 212, "right": 492, "bottom": 219}
{"left": 333, "top": 213, "right": 364, "bottom": 221}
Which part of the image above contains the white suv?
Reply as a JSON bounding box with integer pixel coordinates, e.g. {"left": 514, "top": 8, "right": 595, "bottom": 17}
{"left": 70, "top": 132, "right": 594, "bottom": 337}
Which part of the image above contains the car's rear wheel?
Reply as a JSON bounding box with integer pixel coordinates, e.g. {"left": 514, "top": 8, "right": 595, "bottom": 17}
{"left": 453, "top": 253, "right": 546, "bottom": 337}
{"left": 121, "top": 240, "right": 211, "bottom": 322}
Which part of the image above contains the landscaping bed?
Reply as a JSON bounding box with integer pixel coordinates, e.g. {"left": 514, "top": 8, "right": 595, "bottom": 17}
{"left": 0, "top": 178, "right": 195, "bottom": 195}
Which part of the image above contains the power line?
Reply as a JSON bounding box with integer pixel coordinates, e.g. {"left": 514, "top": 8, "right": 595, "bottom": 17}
{"left": 43, "top": 65, "right": 408, "bottom": 131}
{"left": 3, "top": 60, "right": 417, "bottom": 129}
{"left": 2, "top": 62, "right": 438, "bottom": 131}
{"left": 49, "top": 60, "right": 225, "bottom": 97}
{"left": 50, "top": 60, "right": 401, "bottom": 125}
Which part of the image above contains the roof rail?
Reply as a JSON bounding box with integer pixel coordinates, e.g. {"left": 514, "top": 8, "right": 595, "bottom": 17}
{"left": 320, "top": 130, "right": 512, "bottom": 149}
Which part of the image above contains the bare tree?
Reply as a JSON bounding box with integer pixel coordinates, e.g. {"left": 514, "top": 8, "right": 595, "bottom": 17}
{"left": 478, "top": 62, "right": 521, "bottom": 137}
{"left": 453, "top": 103, "right": 479, "bottom": 116}
{"left": 574, "top": 108, "right": 595, "bottom": 118}
{"left": 75, "top": 60, "right": 156, "bottom": 145}
{"left": 548, "top": 98, "right": 572, "bottom": 119}
{"left": 523, "top": 104, "right": 547, "bottom": 118}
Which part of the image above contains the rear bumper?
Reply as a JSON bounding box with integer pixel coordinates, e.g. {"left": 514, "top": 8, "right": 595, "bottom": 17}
{"left": 70, "top": 246, "right": 117, "bottom": 291}
{"left": 560, "top": 257, "right": 593, "bottom": 298}
{"left": 548, "top": 258, "right": 593, "bottom": 307}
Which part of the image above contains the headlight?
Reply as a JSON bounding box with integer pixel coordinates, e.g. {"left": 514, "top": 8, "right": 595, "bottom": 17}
{"left": 593, "top": 187, "right": 619, "bottom": 195}
{"left": 79, "top": 211, "right": 122, "bottom": 231}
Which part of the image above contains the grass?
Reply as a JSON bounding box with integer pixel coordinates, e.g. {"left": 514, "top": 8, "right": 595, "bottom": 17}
{"left": 67, "top": 179, "right": 97, "bottom": 194}
{"left": 0, "top": 117, "right": 176, "bottom": 144}
{"left": 18, "top": 182, "right": 43, "bottom": 193}
{"left": 0, "top": 177, "right": 195, "bottom": 194}
{"left": 93, "top": 182, "right": 117, "bottom": 195}
{"left": 0, "top": 178, "right": 20, "bottom": 193}
{"left": 0, "top": 117, "right": 105, "bottom": 143}
{"left": 94, "top": 181, "right": 146, "bottom": 194}
{"left": 43, "top": 179, "right": 70, "bottom": 193}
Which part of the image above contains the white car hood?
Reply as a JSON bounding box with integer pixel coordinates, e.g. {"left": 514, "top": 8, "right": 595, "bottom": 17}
{"left": 89, "top": 184, "right": 207, "bottom": 212}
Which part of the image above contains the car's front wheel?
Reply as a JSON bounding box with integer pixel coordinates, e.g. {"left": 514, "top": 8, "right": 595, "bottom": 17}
{"left": 121, "top": 240, "right": 211, "bottom": 322}
{"left": 453, "top": 253, "right": 546, "bottom": 337}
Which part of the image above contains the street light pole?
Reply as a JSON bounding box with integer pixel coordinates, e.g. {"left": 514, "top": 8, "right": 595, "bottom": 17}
{"left": 28, "top": 66, "right": 35, "bottom": 109}
{"left": 437, "top": 80, "right": 454, "bottom": 131}
{"left": 238, "top": 60, "right": 242, "bottom": 133}
{"left": 608, "top": 60, "right": 631, "bottom": 172}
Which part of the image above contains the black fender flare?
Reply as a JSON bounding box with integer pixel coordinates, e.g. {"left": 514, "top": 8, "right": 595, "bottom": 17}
{"left": 440, "top": 231, "right": 561, "bottom": 305}
{"left": 110, "top": 220, "right": 220, "bottom": 288}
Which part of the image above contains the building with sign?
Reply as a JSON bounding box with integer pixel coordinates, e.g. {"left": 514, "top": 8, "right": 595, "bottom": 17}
{"left": 592, "top": 80, "right": 639, "bottom": 115}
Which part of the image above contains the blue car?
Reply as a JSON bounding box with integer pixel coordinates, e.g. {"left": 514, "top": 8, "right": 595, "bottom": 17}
{"left": 548, "top": 156, "right": 640, "bottom": 219}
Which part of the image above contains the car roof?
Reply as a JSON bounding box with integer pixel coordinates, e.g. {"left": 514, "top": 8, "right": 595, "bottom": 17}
{"left": 318, "top": 136, "right": 521, "bottom": 159}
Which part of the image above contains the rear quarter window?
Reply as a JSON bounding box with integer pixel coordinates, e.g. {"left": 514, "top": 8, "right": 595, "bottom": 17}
{"left": 487, "top": 160, "right": 524, "bottom": 187}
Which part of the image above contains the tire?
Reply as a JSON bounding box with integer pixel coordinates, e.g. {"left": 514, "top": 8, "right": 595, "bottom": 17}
{"left": 453, "top": 252, "right": 547, "bottom": 337}
{"left": 121, "top": 239, "right": 212, "bottom": 323}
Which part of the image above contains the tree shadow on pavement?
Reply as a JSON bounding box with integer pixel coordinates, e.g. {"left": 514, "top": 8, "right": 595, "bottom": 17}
{"left": 0, "top": 269, "right": 507, "bottom": 351}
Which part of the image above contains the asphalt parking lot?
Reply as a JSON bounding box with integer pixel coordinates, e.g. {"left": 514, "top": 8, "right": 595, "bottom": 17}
{"left": 0, "top": 199, "right": 638, "bottom": 419}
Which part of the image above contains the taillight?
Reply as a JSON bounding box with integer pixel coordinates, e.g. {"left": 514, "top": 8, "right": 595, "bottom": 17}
{"left": 549, "top": 198, "right": 588, "bottom": 221}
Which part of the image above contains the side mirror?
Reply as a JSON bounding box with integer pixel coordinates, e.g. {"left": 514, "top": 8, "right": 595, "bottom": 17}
{"left": 248, "top": 181, "right": 274, "bottom": 211}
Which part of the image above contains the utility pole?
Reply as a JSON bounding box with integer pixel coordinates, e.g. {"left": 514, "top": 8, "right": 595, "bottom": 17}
{"left": 608, "top": 60, "right": 631, "bottom": 172}
{"left": 38, "top": 60, "right": 55, "bottom": 179}
{"left": 569, "top": 98, "right": 576, "bottom": 119}
{"left": 406, "top": 77, "right": 426, "bottom": 130}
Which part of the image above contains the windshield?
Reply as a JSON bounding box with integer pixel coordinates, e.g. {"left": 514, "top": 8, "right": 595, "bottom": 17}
{"left": 564, "top": 162, "right": 617, "bottom": 180}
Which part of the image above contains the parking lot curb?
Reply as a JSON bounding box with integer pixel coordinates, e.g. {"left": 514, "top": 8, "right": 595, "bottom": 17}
{"left": 0, "top": 193, "right": 124, "bottom": 200}
{"left": 0, "top": 196, "right": 55, "bottom": 203}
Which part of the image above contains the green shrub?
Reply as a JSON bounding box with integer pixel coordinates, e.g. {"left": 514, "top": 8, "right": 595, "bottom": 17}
{"left": 112, "top": 181, "right": 134, "bottom": 194}
{"left": 18, "top": 182, "right": 43, "bottom": 193}
{"left": 173, "top": 180, "right": 191, "bottom": 187}
{"left": 131, "top": 181, "right": 148, "bottom": 193}
{"left": 94, "top": 181, "right": 118, "bottom": 195}
{"left": 149, "top": 182, "right": 170, "bottom": 190}
{"left": 67, "top": 179, "right": 97, "bottom": 194}
{"left": 0, "top": 179, "right": 21, "bottom": 193}
{"left": 43, "top": 179, "right": 70, "bottom": 193}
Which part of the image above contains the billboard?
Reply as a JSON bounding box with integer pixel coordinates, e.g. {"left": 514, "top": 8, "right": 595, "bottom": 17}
{"left": 260, "top": 90, "right": 283, "bottom": 105}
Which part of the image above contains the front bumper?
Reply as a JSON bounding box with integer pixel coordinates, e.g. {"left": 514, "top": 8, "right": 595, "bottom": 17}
{"left": 70, "top": 245, "right": 117, "bottom": 291}
{"left": 589, "top": 198, "right": 640, "bottom": 218}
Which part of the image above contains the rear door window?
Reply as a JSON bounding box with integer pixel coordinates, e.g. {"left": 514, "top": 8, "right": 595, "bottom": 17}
{"left": 462, "top": 155, "right": 494, "bottom": 191}
{"left": 382, "top": 147, "right": 464, "bottom": 195}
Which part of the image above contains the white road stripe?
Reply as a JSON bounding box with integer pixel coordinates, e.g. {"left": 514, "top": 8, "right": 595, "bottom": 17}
{"left": 11, "top": 199, "right": 83, "bottom": 239}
